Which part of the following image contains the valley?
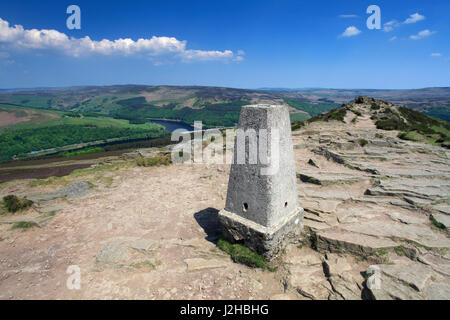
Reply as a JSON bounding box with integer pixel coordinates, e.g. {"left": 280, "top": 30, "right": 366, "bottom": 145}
{"left": 1, "top": 85, "right": 449, "bottom": 165}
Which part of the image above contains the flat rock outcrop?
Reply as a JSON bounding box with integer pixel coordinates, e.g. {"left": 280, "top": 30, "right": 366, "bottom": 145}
{"left": 290, "top": 98, "right": 450, "bottom": 299}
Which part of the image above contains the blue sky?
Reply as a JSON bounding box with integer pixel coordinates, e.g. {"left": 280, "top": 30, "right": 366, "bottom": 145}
{"left": 0, "top": 0, "right": 449, "bottom": 89}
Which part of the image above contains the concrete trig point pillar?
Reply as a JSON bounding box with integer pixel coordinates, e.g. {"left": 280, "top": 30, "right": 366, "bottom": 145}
{"left": 218, "top": 104, "right": 303, "bottom": 259}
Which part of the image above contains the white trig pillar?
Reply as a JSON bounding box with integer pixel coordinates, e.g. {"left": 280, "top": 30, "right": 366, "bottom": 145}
{"left": 218, "top": 104, "right": 303, "bottom": 259}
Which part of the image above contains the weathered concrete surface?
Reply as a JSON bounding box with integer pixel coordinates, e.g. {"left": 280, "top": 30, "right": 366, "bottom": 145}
{"left": 220, "top": 104, "right": 303, "bottom": 258}
{"left": 219, "top": 207, "right": 303, "bottom": 259}
{"left": 223, "top": 104, "right": 300, "bottom": 227}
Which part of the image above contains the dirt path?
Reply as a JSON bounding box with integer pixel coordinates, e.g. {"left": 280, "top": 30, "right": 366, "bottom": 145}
{"left": 0, "top": 163, "right": 288, "bottom": 299}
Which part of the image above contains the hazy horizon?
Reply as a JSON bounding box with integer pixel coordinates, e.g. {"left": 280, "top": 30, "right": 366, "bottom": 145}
{"left": 1, "top": 83, "right": 449, "bottom": 92}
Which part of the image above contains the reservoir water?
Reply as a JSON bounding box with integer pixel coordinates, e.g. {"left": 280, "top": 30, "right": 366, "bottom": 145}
{"left": 149, "top": 119, "right": 194, "bottom": 132}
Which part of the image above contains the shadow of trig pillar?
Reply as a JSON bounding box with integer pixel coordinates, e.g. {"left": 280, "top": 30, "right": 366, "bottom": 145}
{"left": 219, "top": 104, "right": 303, "bottom": 259}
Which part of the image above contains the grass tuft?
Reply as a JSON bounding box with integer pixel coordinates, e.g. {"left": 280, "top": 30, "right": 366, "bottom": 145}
{"left": 3, "top": 195, "right": 33, "bottom": 213}
{"left": 394, "top": 246, "right": 405, "bottom": 256}
{"left": 358, "top": 139, "right": 369, "bottom": 147}
{"left": 397, "top": 131, "right": 421, "bottom": 142}
{"left": 430, "top": 215, "right": 446, "bottom": 230}
{"left": 11, "top": 221, "right": 35, "bottom": 230}
{"left": 309, "top": 230, "right": 318, "bottom": 250}
{"left": 61, "top": 147, "right": 105, "bottom": 157}
{"left": 136, "top": 154, "right": 171, "bottom": 167}
{"left": 217, "top": 237, "right": 276, "bottom": 271}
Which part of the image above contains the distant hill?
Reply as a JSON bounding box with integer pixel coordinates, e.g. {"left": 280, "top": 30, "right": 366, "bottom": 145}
{"left": 292, "top": 96, "right": 450, "bottom": 149}
{"left": 0, "top": 85, "right": 449, "bottom": 124}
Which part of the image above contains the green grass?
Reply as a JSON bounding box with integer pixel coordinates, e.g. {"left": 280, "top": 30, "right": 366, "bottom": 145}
{"left": 56, "top": 116, "right": 161, "bottom": 130}
{"left": 394, "top": 246, "right": 406, "bottom": 256}
{"left": 290, "top": 105, "right": 348, "bottom": 129}
{"left": 0, "top": 104, "right": 168, "bottom": 163}
{"left": 375, "top": 118, "right": 406, "bottom": 131}
{"left": 131, "top": 260, "right": 157, "bottom": 270}
{"left": 28, "top": 177, "right": 59, "bottom": 188}
{"left": 0, "top": 104, "right": 165, "bottom": 132}
{"left": 431, "top": 124, "right": 450, "bottom": 137}
{"left": 7, "top": 95, "right": 57, "bottom": 109}
{"left": 291, "top": 121, "right": 305, "bottom": 131}
{"left": 0, "top": 106, "right": 27, "bottom": 117}
{"left": 284, "top": 99, "right": 339, "bottom": 117}
{"left": 136, "top": 154, "right": 172, "bottom": 167}
{"left": 0, "top": 104, "right": 61, "bottom": 130}
{"left": 71, "top": 94, "right": 139, "bottom": 113}
{"left": 430, "top": 215, "right": 446, "bottom": 230}
{"left": 3, "top": 195, "right": 33, "bottom": 213}
{"left": 289, "top": 113, "right": 310, "bottom": 122}
{"left": 397, "top": 131, "right": 422, "bottom": 142}
{"left": 309, "top": 230, "right": 318, "bottom": 250}
{"left": 324, "top": 108, "right": 347, "bottom": 122}
{"left": 112, "top": 99, "right": 250, "bottom": 128}
{"left": 217, "top": 237, "right": 276, "bottom": 271}
{"left": 61, "top": 147, "right": 105, "bottom": 157}
{"left": 11, "top": 221, "right": 35, "bottom": 230}
{"left": 358, "top": 139, "right": 369, "bottom": 147}
{"left": 374, "top": 106, "right": 450, "bottom": 146}
{"left": 371, "top": 103, "right": 381, "bottom": 110}
{"left": 0, "top": 118, "right": 166, "bottom": 162}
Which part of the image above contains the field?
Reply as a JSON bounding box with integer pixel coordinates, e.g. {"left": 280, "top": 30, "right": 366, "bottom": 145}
{"left": 0, "top": 105, "right": 166, "bottom": 162}
{"left": 0, "top": 103, "right": 60, "bottom": 128}
{"left": 284, "top": 99, "right": 340, "bottom": 118}
{"left": 111, "top": 98, "right": 250, "bottom": 128}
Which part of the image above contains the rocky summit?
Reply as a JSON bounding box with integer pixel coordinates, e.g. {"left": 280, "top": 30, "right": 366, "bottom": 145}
{"left": 0, "top": 97, "right": 449, "bottom": 300}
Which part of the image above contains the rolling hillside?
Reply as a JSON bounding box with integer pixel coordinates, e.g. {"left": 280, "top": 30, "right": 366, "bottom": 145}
{"left": 1, "top": 85, "right": 449, "bottom": 162}
{"left": 0, "top": 104, "right": 166, "bottom": 162}
{"left": 0, "top": 85, "right": 449, "bottom": 125}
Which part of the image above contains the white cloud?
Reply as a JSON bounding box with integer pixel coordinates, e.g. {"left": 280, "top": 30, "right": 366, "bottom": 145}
{"left": 338, "top": 14, "right": 358, "bottom": 18}
{"left": 410, "top": 29, "right": 436, "bottom": 40}
{"left": 404, "top": 13, "right": 425, "bottom": 24}
{"left": 340, "top": 26, "right": 361, "bottom": 38}
{"left": 383, "top": 20, "right": 399, "bottom": 32}
{"left": 389, "top": 36, "right": 397, "bottom": 42}
{"left": 0, "top": 17, "right": 243, "bottom": 63}
{"left": 431, "top": 53, "right": 442, "bottom": 57}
